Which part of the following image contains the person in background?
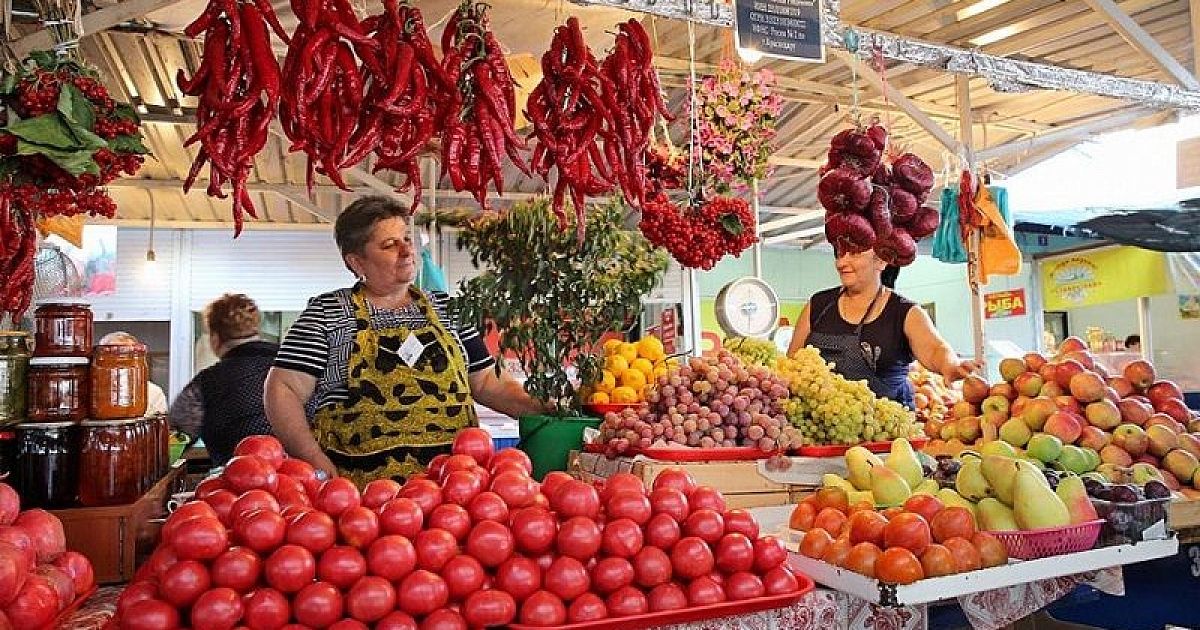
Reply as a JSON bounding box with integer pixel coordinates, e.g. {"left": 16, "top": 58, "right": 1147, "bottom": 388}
{"left": 168, "top": 294, "right": 278, "bottom": 466}
{"left": 787, "top": 250, "right": 978, "bottom": 409}
{"left": 97, "top": 331, "right": 168, "bottom": 416}
{"left": 1125, "top": 334, "right": 1142, "bottom": 354}
{"left": 265, "top": 196, "right": 546, "bottom": 485}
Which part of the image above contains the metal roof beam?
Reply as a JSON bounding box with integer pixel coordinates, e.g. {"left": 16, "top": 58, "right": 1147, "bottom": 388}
{"left": 974, "top": 107, "right": 1157, "bottom": 161}
{"left": 1081, "top": 0, "right": 1200, "bottom": 90}
{"left": 11, "top": 0, "right": 188, "bottom": 56}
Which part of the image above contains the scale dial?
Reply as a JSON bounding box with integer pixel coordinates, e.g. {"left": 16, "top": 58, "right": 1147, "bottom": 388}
{"left": 714, "top": 277, "right": 780, "bottom": 339}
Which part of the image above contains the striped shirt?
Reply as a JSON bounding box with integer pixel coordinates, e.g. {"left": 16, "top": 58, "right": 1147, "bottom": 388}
{"left": 274, "top": 286, "right": 495, "bottom": 415}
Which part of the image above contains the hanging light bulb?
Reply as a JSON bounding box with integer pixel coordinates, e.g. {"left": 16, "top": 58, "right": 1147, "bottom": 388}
{"left": 142, "top": 196, "right": 163, "bottom": 283}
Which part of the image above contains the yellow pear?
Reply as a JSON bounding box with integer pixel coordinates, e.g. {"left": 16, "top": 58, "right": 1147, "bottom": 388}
{"left": 912, "top": 479, "right": 941, "bottom": 496}
{"left": 1055, "top": 475, "right": 1100, "bottom": 525}
{"left": 955, "top": 456, "right": 993, "bottom": 502}
{"left": 822, "top": 474, "right": 856, "bottom": 493}
{"left": 869, "top": 463, "right": 912, "bottom": 507}
{"left": 981, "top": 454, "right": 1020, "bottom": 506}
{"left": 885, "top": 438, "right": 925, "bottom": 489}
{"left": 977, "top": 498, "right": 1019, "bottom": 531}
{"left": 1013, "top": 465, "right": 1071, "bottom": 530}
{"left": 845, "top": 446, "right": 884, "bottom": 492}
{"left": 848, "top": 490, "right": 876, "bottom": 505}
{"left": 937, "top": 488, "right": 979, "bottom": 519}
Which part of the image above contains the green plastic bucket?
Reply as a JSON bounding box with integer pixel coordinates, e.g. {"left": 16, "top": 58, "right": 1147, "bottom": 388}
{"left": 518, "top": 415, "right": 599, "bottom": 480}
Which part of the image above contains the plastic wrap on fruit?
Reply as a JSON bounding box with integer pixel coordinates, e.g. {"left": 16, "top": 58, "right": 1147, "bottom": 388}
{"left": 866, "top": 187, "right": 893, "bottom": 237}
{"left": 827, "top": 131, "right": 882, "bottom": 177}
{"left": 874, "top": 228, "right": 917, "bottom": 266}
{"left": 888, "top": 186, "right": 919, "bottom": 224}
{"left": 818, "top": 167, "right": 872, "bottom": 214}
{"left": 906, "top": 205, "right": 941, "bottom": 239}
{"left": 825, "top": 211, "right": 876, "bottom": 255}
{"left": 892, "top": 153, "right": 935, "bottom": 197}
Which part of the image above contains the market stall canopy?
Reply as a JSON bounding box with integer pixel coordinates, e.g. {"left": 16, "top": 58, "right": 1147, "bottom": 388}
{"left": 8, "top": 0, "right": 1199, "bottom": 244}
{"left": 1078, "top": 201, "right": 1200, "bottom": 251}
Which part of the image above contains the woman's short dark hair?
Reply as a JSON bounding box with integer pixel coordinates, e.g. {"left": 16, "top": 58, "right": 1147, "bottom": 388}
{"left": 335, "top": 196, "right": 408, "bottom": 258}
{"left": 881, "top": 265, "right": 901, "bottom": 289}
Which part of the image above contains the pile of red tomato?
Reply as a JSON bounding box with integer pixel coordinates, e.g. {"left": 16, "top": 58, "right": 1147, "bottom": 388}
{"left": 0, "top": 482, "right": 96, "bottom": 628}
{"left": 115, "top": 430, "right": 804, "bottom": 629}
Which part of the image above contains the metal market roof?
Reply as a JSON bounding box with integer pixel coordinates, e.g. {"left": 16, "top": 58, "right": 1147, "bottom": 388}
{"left": 11, "top": 0, "right": 1200, "bottom": 244}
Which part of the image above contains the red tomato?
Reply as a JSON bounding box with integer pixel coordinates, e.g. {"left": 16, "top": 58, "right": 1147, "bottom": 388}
{"left": 442, "top": 455, "right": 480, "bottom": 478}
{"left": 670, "top": 537, "right": 715, "bottom": 580}
{"left": 234, "top": 509, "right": 287, "bottom": 554}
{"left": 567, "top": 593, "right": 608, "bottom": 622}
{"left": 687, "top": 487, "right": 727, "bottom": 514}
{"left": 722, "top": 509, "right": 760, "bottom": 539}
{"left": 467, "top": 491, "right": 509, "bottom": 524}
{"left": 649, "top": 488, "right": 690, "bottom": 523}
{"left": 601, "top": 518, "right": 643, "bottom": 558}
{"left": 462, "top": 589, "right": 516, "bottom": 628}
{"left": 452, "top": 428, "right": 495, "bottom": 468}
{"left": 466, "top": 520, "right": 514, "bottom": 568}
{"left": 285, "top": 510, "right": 336, "bottom": 555}
{"left": 242, "top": 588, "right": 289, "bottom": 630}
{"left": 203, "top": 490, "right": 239, "bottom": 526}
{"left": 494, "top": 557, "right": 541, "bottom": 602}
{"left": 518, "top": 591, "right": 566, "bottom": 626}
{"left": 346, "top": 575, "right": 396, "bottom": 622}
{"left": 726, "top": 572, "right": 766, "bottom": 600}
{"left": 600, "top": 473, "right": 646, "bottom": 503}
{"left": 210, "top": 547, "right": 261, "bottom": 592}
{"left": 427, "top": 504, "right": 472, "bottom": 542}
{"left": 223, "top": 455, "right": 279, "bottom": 494}
{"left": 551, "top": 481, "right": 601, "bottom": 520}
{"left": 490, "top": 449, "right": 533, "bottom": 476}
{"left": 652, "top": 469, "right": 697, "bottom": 495}
{"left": 3, "top": 574, "right": 58, "bottom": 628}
{"left": 275, "top": 479, "right": 311, "bottom": 511}
{"left": 361, "top": 479, "right": 402, "bottom": 510}
{"left": 753, "top": 536, "right": 787, "bottom": 573}
{"left": 556, "top": 517, "right": 602, "bottom": 561}
{"left": 397, "top": 570, "right": 449, "bottom": 616}
{"left": 605, "top": 585, "right": 648, "bottom": 617}
{"left": 644, "top": 513, "right": 682, "bottom": 550}
{"left": 264, "top": 545, "right": 316, "bottom": 593}
{"left": 427, "top": 455, "right": 451, "bottom": 481}
{"left": 162, "top": 502, "right": 219, "bottom": 542}
{"left": 605, "top": 491, "right": 652, "bottom": 525}
{"left": 234, "top": 436, "right": 286, "bottom": 469}
{"left": 883, "top": 512, "right": 933, "bottom": 556}
{"left": 293, "top": 582, "right": 343, "bottom": 628}
{"left": 330, "top": 620, "right": 370, "bottom": 630}
{"left": 420, "top": 607, "right": 467, "bottom": 630}
{"left": 191, "top": 587, "right": 244, "bottom": 630}
{"left": 683, "top": 509, "right": 725, "bottom": 544}
{"left": 317, "top": 545, "right": 367, "bottom": 590}
{"left": 51, "top": 550, "right": 94, "bottom": 597}
{"left": 378, "top": 498, "right": 425, "bottom": 539}
{"left": 632, "top": 547, "right": 672, "bottom": 588}
{"left": 316, "top": 478, "right": 361, "bottom": 518}
{"left": 398, "top": 479, "right": 443, "bottom": 517}
{"left": 539, "top": 472, "right": 573, "bottom": 499}
{"left": 367, "top": 535, "right": 417, "bottom": 582}
{"left": 714, "top": 533, "right": 755, "bottom": 574}
{"left": 648, "top": 582, "right": 688, "bottom": 611}
{"left": 414, "top": 529, "right": 459, "bottom": 572}
{"left": 591, "top": 557, "right": 634, "bottom": 595}
{"left": 687, "top": 576, "right": 726, "bottom": 605}
{"left": 167, "top": 516, "right": 229, "bottom": 561}
{"left": 489, "top": 470, "right": 538, "bottom": 511}
{"left": 376, "top": 611, "right": 419, "bottom": 630}
{"left": 338, "top": 506, "right": 380, "bottom": 549}
{"left": 119, "top": 598, "right": 179, "bottom": 630}
{"left": 763, "top": 566, "right": 800, "bottom": 594}
{"left": 544, "top": 556, "right": 590, "bottom": 601}
{"left": 231, "top": 490, "right": 281, "bottom": 523}
{"left": 442, "top": 470, "right": 487, "bottom": 507}
{"left": 510, "top": 508, "right": 557, "bottom": 555}
{"left": 159, "top": 560, "right": 210, "bottom": 608}
{"left": 440, "top": 555, "right": 486, "bottom": 601}
{"left": 278, "top": 459, "right": 320, "bottom": 497}
{"left": 194, "top": 476, "right": 228, "bottom": 500}
{"left": 115, "top": 582, "right": 158, "bottom": 619}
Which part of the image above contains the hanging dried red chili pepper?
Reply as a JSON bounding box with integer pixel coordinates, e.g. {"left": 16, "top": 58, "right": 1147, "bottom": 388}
{"left": 0, "top": 189, "right": 38, "bottom": 321}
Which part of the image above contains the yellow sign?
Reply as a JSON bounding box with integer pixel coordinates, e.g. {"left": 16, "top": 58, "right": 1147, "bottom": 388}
{"left": 1040, "top": 246, "right": 1170, "bottom": 310}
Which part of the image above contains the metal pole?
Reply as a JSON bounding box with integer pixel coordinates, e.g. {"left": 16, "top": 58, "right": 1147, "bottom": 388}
{"left": 751, "top": 178, "right": 763, "bottom": 278}
{"left": 957, "top": 76, "right": 987, "bottom": 370}
{"left": 1137, "top": 296, "right": 1152, "bottom": 359}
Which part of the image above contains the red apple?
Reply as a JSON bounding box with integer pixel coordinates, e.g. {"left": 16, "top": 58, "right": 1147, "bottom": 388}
{"left": 1064, "top": 350, "right": 1095, "bottom": 370}
{"left": 1108, "top": 376, "right": 1135, "bottom": 398}
{"left": 962, "top": 376, "right": 990, "bottom": 405}
{"left": 989, "top": 383, "right": 1017, "bottom": 401}
{"left": 1146, "top": 381, "right": 1183, "bottom": 408}
{"left": 1123, "top": 360, "right": 1156, "bottom": 391}
{"left": 1117, "top": 398, "right": 1153, "bottom": 426}
{"left": 1156, "top": 398, "right": 1192, "bottom": 424}
{"left": 1054, "top": 396, "right": 1082, "bottom": 415}
{"left": 1054, "top": 360, "right": 1086, "bottom": 390}
{"left": 1024, "top": 352, "right": 1048, "bottom": 372}
{"left": 1058, "top": 336, "right": 1088, "bottom": 355}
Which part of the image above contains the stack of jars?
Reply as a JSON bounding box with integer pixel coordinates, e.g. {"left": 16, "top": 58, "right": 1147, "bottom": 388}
{"left": 14, "top": 301, "right": 169, "bottom": 508}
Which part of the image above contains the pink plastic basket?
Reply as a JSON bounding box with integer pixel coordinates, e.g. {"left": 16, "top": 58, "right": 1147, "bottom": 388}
{"left": 988, "top": 520, "right": 1103, "bottom": 560}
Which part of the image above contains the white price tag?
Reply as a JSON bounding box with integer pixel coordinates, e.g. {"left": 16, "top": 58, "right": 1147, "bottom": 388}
{"left": 398, "top": 333, "right": 427, "bottom": 367}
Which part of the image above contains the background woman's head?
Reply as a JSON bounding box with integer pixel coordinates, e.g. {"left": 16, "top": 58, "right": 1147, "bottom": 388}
{"left": 334, "top": 196, "right": 415, "bottom": 288}
{"left": 834, "top": 248, "right": 887, "bottom": 290}
{"left": 205, "top": 293, "right": 261, "bottom": 353}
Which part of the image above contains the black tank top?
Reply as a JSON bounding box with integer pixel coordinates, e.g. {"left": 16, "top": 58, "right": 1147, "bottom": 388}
{"left": 809, "top": 288, "right": 917, "bottom": 381}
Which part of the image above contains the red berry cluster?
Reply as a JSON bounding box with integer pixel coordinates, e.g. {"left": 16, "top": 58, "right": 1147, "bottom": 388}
{"left": 7, "top": 183, "right": 117, "bottom": 219}
{"left": 0, "top": 134, "right": 16, "bottom": 155}
{"left": 638, "top": 193, "right": 758, "bottom": 270}
{"left": 93, "top": 116, "right": 139, "bottom": 139}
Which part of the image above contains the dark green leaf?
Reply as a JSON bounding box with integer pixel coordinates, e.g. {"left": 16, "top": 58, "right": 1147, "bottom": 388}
{"left": 113, "top": 103, "right": 141, "bottom": 124}
{"left": 719, "top": 212, "right": 745, "bottom": 235}
{"left": 70, "top": 127, "right": 108, "bottom": 151}
{"left": 7, "top": 114, "right": 82, "bottom": 150}
{"left": 27, "top": 51, "right": 57, "bottom": 70}
{"left": 16, "top": 140, "right": 98, "bottom": 176}
{"left": 58, "top": 83, "right": 96, "bottom": 133}
{"left": 109, "top": 134, "right": 150, "bottom": 155}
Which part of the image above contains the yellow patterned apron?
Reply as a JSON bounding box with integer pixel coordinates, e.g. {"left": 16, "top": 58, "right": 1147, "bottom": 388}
{"left": 313, "top": 287, "right": 477, "bottom": 487}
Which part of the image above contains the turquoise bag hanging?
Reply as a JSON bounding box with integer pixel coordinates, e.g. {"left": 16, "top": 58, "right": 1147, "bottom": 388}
{"left": 416, "top": 246, "right": 448, "bottom": 293}
{"left": 932, "top": 185, "right": 1012, "bottom": 265}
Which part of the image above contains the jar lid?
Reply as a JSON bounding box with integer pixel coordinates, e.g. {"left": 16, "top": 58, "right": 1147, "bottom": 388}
{"left": 94, "top": 343, "right": 148, "bottom": 355}
{"left": 34, "top": 299, "right": 91, "bottom": 308}
{"left": 29, "top": 357, "right": 90, "bottom": 366}
{"left": 0, "top": 331, "right": 29, "bottom": 338}
{"left": 17, "top": 421, "right": 78, "bottom": 429}
{"left": 81, "top": 418, "right": 142, "bottom": 427}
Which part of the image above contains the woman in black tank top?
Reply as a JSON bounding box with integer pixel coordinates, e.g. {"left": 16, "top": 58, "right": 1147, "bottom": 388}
{"left": 787, "top": 249, "right": 978, "bottom": 408}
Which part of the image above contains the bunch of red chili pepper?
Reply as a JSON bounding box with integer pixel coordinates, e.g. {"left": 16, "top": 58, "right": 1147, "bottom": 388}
{"left": 439, "top": 2, "right": 527, "bottom": 209}
{"left": 177, "top": 0, "right": 286, "bottom": 236}
{"left": 0, "top": 191, "right": 37, "bottom": 322}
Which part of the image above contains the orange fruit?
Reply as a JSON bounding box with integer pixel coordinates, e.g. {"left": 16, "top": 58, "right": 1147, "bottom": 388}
{"left": 919, "top": 544, "right": 958, "bottom": 578}
{"left": 876, "top": 547, "right": 925, "bottom": 585}
{"left": 843, "top": 542, "right": 882, "bottom": 578}
{"left": 813, "top": 508, "right": 848, "bottom": 538}
{"left": 789, "top": 502, "right": 816, "bottom": 531}
{"left": 799, "top": 528, "right": 833, "bottom": 559}
{"left": 822, "top": 537, "right": 853, "bottom": 567}
{"left": 930, "top": 507, "right": 977, "bottom": 544}
{"left": 883, "top": 512, "right": 932, "bottom": 556}
{"left": 943, "top": 537, "right": 983, "bottom": 572}
{"left": 846, "top": 511, "right": 888, "bottom": 547}
{"left": 971, "top": 532, "right": 1009, "bottom": 568}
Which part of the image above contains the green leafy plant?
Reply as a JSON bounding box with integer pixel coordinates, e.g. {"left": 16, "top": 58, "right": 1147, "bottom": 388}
{"left": 454, "top": 197, "right": 669, "bottom": 415}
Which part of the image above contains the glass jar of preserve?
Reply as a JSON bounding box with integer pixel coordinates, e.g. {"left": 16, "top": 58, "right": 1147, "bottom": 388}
{"left": 152, "top": 415, "right": 169, "bottom": 478}
{"left": 134, "top": 417, "right": 152, "bottom": 492}
{"left": 90, "top": 344, "right": 148, "bottom": 420}
{"left": 79, "top": 419, "right": 142, "bottom": 506}
{"left": 27, "top": 358, "right": 89, "bottom": 423}
{"left": 33, "top": 302, "right": 92, "bottom": 358}
{"left": 0, "top": 332, "right": 30, "bottom": 426}
{"left": 17, "top": 422, "right": 79, "bottom": 508}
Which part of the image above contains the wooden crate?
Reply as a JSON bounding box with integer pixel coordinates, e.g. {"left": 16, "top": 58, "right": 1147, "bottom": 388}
{"left": 570, "top": 451, "right": 797, "bottom": 509}
{"left": 1169, "top": 498, "right": 1200, "bottom": 543}
{"left": 50, "top": 460, "right": 186, "bottom": 584}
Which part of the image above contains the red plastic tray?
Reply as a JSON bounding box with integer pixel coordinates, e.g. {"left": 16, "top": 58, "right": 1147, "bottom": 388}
{"left": 582, "top": 442, "right": 778, "bottom": 461}
{"left": 794, "top": 437, "right": 928, "bottom": 457}
{"left": 583, "top": 402, "right": 648, "bottom": 416}
{"left": 508, "top": 577, "right": 814, "bottom": 630}
{"left": 48, "top": 585, "right": 98, "bottom": 629}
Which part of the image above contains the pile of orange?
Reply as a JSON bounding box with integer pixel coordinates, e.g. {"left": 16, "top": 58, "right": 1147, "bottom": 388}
{"left": 588, "top": 337, "right": 672, "bottom": 405}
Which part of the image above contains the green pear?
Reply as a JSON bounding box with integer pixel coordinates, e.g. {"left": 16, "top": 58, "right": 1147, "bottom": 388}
{"left": 1013, "top": 465, "right": 1071, "bottom": 529}
{"left": 912, "top": 479, "right": 941, "bottom": 496}
{"left": 999, "top": 417, "right": 1033, "bottom": 447}
{"left": 885, "top": 438, "right": 925, "bottom": 489}
{"left": 822, "top": 474, "right": 856, "bottom": 493}
{"left": 845, "top": 446, "right": 884, "bottom": 492}
{"left": 1055, "top": 475, "right": 1099, "bottom": 525}
{"left": 955, "top": 456, "right": 993, "bottom": 501}
{"left": 977, "top": 498, "right": 1019, "bottom": 531}
{"left": 981, "top": 454, "right": 1020, "bottom": 505}
{"left": 870, "top": 462, "right": 912, "bottom": 507}
{"left": 1026, "top": 433, "right": 1063, "bottom": 464}
{"left": 1080, "top": 447, "right": 1101, "bottom": 472}
{"left": 937, "top": 488, "right": 979, "bottom": 519}
{"left": 1055, "top": 445, "right": 1093, "bottom": 475}
{"left": 1130, "top": 462, "right": 1164, "bottom": 485}
{"left": 979, "top": 440, "right": 1020, "bottom": 459}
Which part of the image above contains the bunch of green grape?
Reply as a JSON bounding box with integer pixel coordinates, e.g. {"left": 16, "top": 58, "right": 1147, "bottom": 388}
{"left": 776, "top": 346, "right": 921, "bottom": 445}
{"left": 723, "top": 336, "right": 780, "bottom": 367}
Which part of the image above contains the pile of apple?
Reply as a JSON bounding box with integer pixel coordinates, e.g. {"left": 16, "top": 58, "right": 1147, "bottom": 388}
{"left": 788, "top": 486, "right": 1008, "bottom": 585}
{"left": 910, "top": 365, "right": 959, "bottom": 428}
{"left": 929, "top": 336, "right": 1200, "bottom": 496}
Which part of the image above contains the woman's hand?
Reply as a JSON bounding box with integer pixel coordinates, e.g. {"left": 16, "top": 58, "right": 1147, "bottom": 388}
{"left": 941, "top": 358, "right": 980, "bottom": 383}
